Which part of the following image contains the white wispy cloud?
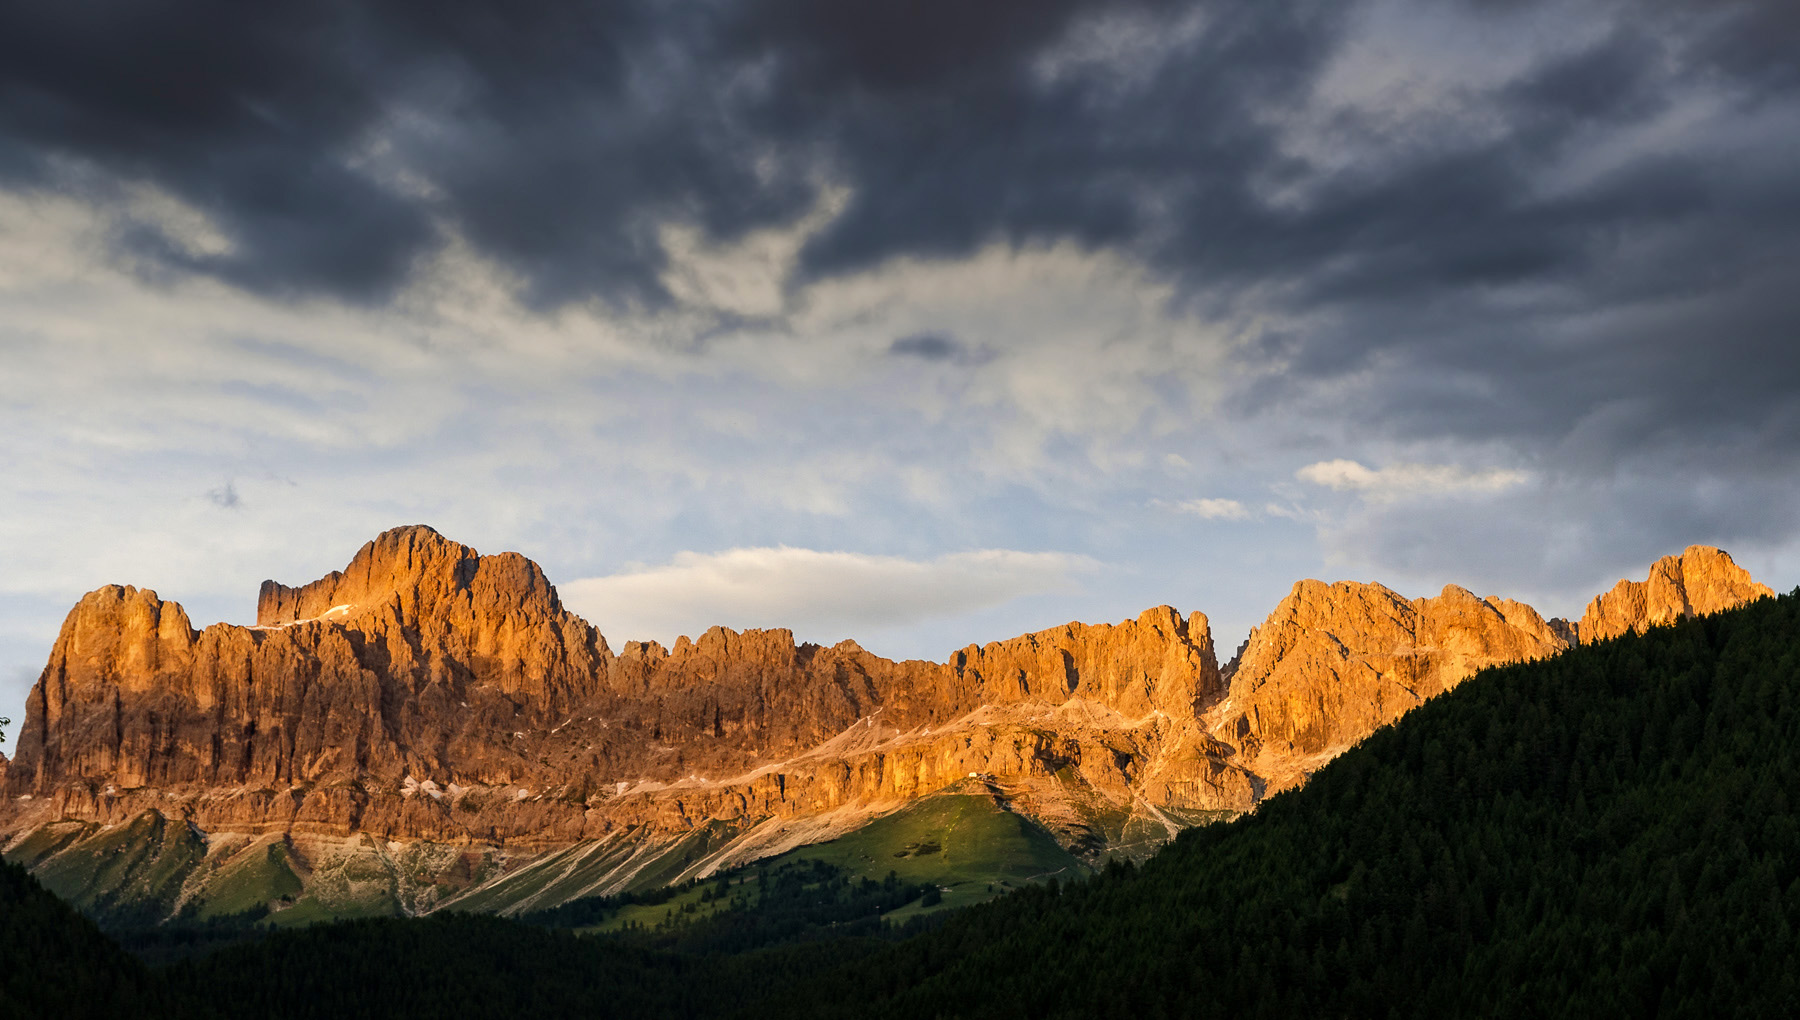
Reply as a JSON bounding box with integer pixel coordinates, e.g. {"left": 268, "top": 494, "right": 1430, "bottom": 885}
{"left": 559, "top": 546, "right": 1099, "bottom": 648}
{"left": 1161, "top": 497, "right": 1252, "bottom": 520}
{"left": 1295, "top": 459, "right": 1529, "bottom": 500}
{"left": 1263, "top": 502, "right": 1322, "bottom": 522}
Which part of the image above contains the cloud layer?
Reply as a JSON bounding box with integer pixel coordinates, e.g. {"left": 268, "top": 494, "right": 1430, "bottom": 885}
{"left": 561, "top": 547, "right": 1099, "bottom": 650}
{"left": 1296, "top": 460, "right": 1529, "bottom": 501}
{"left": 4, "top": 0, "right": 1791, "bottom": 492}
{"left": 3, "top": 0, "right": 1799, "bottom": 748}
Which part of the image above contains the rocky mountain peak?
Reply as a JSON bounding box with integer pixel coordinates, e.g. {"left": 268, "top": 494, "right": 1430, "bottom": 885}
{"left": 256, "top": 524, "right": 563, "bottom": 630}
{"left": 1579, "top": 545, "right": 1773, "bottom": 643}
{"left": 1221, "top": 577, "right": 1572, "bottom": 762}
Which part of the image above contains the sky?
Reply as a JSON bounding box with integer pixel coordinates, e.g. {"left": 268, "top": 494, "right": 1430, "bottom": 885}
{"left": 4, "top": 0, "right": 1799, "bottom": 754}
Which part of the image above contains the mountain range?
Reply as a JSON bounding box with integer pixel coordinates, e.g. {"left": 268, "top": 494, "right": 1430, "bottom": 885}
{"left": 0, "top": 526, "right": 1772, "bottom": 925}
{"left": 7, "top": 568, "right": 1796, "bottom": 1019}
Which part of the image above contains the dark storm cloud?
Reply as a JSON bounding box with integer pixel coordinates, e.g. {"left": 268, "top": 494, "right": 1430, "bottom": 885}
{"left": 3, "top": 0, "right": 1798, "bottom": 488}
{"left": 5, "top": 1, "right": 1783, "bottom": 307}
{"left": 0, "top": 0, "right": 1338, "bottom": 303}
{"left": 0, "top": 0, "right": 775, "bottom": 305}
{"left": 1251, "top": 118, "right": 1800, "bottom": 482}
{"left": 0, "top": 1, "right": 436, "bottom": 301}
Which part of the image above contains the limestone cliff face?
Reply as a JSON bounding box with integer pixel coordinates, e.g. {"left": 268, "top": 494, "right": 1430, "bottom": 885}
{"left": 950, "top": 606, "right": 1220, "bottom": 720}
{"left": 0, "top": 530, "right": 1774, "bottom": 918}
{"left": 1219, "top": 581, "right": 1571, "bottom": 763}
{"left": 1, "top": 527, "right": 1234, "bottom": 875}
{"left": 256, "top": 526, "right": 611, "bottom": 716}
{"left": 11, "top": 527, "right": 610, "bottom": 807}
{"left": 1213, "top": 545, "right": 1769, "bottom": 789}
{"left": 1579, "top": 546, "right": 1773, "bottom": 643}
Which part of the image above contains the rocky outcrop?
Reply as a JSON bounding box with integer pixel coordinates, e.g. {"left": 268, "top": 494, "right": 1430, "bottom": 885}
{"left": 950, "top": 606, "right": 1220, "bottom": 720}
{"left": 10, "top": 527, "right": 610, "bottom": 805}
{"left": 0, "top": 530, "right": 1775, "bottom": 921}
{"left": 1218, "top": 582, "right": 1571, "bottom": 764}
{"left": 1579, "top": 546, "right": 1774, "bottom": 643}
{"left": 1211, "top": 545, "right": 1770, "bottom": 783}
{"left": 1, "top": 528, "right": 1238, "bottom": 882}
{"left": 256, "top": 526, "right": 611, "bottom": 716}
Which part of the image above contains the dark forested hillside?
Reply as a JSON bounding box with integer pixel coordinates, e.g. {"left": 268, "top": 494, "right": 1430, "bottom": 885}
{"left": 0, "top": 857, "right": 167, "bottom": 1020}
{"left": 163, "top": 913, "right": 835, "bottom": 1020}
{"left": 762, "top": 589, "right": 1800, "bottom": 1019}
{"left": 5, "top": 591, "right": 1798, "bottom": 1019}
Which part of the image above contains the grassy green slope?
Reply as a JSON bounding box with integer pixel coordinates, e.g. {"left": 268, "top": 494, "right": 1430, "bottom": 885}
{"left": 772, "top": 788, "right": 1087, "bottom": 917}
{"left": 446, "top": 818, "right": 757, "bottom": 916}
{"left": 512, "top": 787, "right": 1086, "bottom": 948}
{"left": 762, "top": 590, "right": 1800, "bottom": 1019}
{"left": 4, "top": 780, "right": 1077, "bottom": 935}
{"left": 193, "top": 840, "right": 305, "bottom": 920}
{"left": 9, "top": 812, "right": 207, "bottom": 929}
{"left": 4, "top": 816, "right": 321, "bottom": 930}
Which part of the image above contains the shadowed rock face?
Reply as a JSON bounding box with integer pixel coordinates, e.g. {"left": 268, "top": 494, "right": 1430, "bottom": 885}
{"left": 0, "top": 528, "right": 1773, "bottom": 918}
